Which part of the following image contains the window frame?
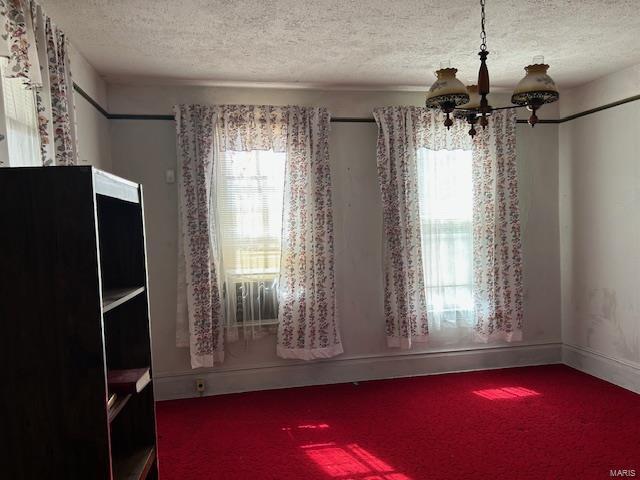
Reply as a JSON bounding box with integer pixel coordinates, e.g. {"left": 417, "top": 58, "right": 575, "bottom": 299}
{"left": 416, "top": 147, "right": 475, "bottom": 323}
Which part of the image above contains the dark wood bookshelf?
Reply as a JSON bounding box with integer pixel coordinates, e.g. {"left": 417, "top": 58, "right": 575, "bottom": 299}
{"left": 0, "top": 166, "right": 159, "bottom": 479}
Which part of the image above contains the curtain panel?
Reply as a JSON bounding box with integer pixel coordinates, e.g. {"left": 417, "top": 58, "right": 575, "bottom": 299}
{"left": 0, "top": 0, "right": 77, "bottom": 166}
{"left": 472, "top": 108, "right": 523, "bottom": 342}
{"left": 373, "top": 106, "right": 523, "bottom": 347}
{"left": 276, "top": 106, "right": 342, "bottom": 360}
{"left": 373, "top": 107, "right": 430, "bottom": 348}
{"left": 176, "top": 104, "right": 342, "bottom": 368}
{"left": 175, "top": 105, "right": 225, "bottom": 368}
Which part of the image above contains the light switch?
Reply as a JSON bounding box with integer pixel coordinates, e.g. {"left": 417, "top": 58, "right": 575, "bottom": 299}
{"left": 165, "top": 169, "right": 176, "bottom": 184}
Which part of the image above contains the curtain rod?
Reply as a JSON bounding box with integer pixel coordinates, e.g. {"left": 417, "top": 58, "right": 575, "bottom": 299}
{"left": 106, "top": 112, "right": 377, "bottom": 123}
{"left": 332, "top": 117, "right": 376, "bottom": 123}
{"left": 333, "top": 117, "right": 556, "bottom": 124}
{"left": 105, "top": 113, "right": 553, "bottom": 125}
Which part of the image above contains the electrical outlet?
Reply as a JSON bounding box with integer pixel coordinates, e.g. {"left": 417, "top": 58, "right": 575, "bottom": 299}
{"left": 196, "top": 378, "right": 205, "bottom": 393}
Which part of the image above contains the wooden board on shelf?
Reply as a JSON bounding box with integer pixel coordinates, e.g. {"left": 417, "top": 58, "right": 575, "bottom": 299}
{"left": 94, "top": 169, "right": 140, "bottom": 204}
{"left": 103, "top": 287, "right": 145, "bottom": 313}
{"left": 113, "top": 446, "right": 156, "bottom": 480}
{"left": 108, "top": 368, "right": 151, "bottom": 395}
{"left": 108, "top": 394, "right": 132, "bottom": 423}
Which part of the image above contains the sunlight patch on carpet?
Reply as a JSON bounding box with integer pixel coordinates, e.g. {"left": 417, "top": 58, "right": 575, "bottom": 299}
{"left": 303, "top": 442, "right": 411, "bottom": 479}
{"left": 473, "top": 386, "right": 540, "bottom": 400}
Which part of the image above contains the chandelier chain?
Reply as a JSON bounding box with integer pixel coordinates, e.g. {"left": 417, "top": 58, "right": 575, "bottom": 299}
{"left": 480, "top": 0, "right": 487, "bottom": 51}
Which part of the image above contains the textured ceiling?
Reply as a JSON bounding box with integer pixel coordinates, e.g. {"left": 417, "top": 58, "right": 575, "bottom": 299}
{"left": 39, "top": 0, "right": 640, "bottom": 89}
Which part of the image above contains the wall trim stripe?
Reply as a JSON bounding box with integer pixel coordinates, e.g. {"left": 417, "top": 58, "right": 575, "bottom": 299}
{"left": 73, "top": 82, "right": 640, "bottom": 125}
{"left": 561, "top": 94, "right": 640, "bottom": 122}
{"left": 108, "top": 113, "right": 174, "bottom": 121}
{"left": 153, "top": 342, "right": 563, "bottom": 400}
{"left": 562, "top": 344, "right": 640, "bottom": 394}
{"left": 73, "top": 82, "right": 109, "bottom": 118}
{"left": 149, "top": 342, "right": 639, "bottom": 399}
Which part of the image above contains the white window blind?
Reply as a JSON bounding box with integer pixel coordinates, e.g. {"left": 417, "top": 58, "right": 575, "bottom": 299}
{"left": 216, "top": 149, "right": 286, "bottom": 332}
{"left": 417, "top": 148, "right": 474, "bottom": 331}
{"left": 0, "top": 58, "right": 40, "bottom": 167}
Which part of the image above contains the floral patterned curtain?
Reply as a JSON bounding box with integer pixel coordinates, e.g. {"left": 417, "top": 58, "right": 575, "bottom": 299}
{"left": 472, "top": 108, "right": 523, "bottom": 342}
{"left": 0, "top": 0, "right": 77, "bottom": 166}
{"left": 176, "top": 104, "right": 342, "bottom": 367}
{"left": 374, "top": 107, "right": 440, "bottom": 348}
{"left": 217, "top": 104, "right": 288, "bottom": 152}
{"left": 373, "top": 106, "right": 522, "bottom": 347}
{"left": 175, "top": 104, "right": 225, "bottom": 368}
{"left": 276, "top": 106, "right": 342, "bottom": 360}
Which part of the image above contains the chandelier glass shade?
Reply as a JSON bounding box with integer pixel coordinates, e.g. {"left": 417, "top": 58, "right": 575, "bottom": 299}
{"left": 425, "top": 68, "right": 470, "bottom": 110}
{"left": 425, "top": 68, "right": 470, "bottom": 128}
{"left": 511, "top": 58, "right": 560, "bottom": 125}
{"left": 425, "top": 0, "right": 559, "bottom": 136}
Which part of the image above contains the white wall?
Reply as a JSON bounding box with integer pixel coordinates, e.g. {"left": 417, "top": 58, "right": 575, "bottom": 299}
{"left": 559, "top": 65, "right": 640, "bottom": 392}
{"left": 559, "top": 63, "right": 640, "bottom": 118}
{"left": 107, "top": 84, "right": 562, "bottom": 398}
{"left": 69, "top": 43, "right": 111, "bottom": 171}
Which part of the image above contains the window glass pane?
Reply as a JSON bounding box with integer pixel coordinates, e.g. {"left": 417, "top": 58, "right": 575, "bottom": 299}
{"left": 417, "top": 148, "right": 474, "bottom": 329}
{"left": 0, "top": 59, "right": 40, "bottom": 167}
{"left": 216, "top": 149, "right": 286, "bottom": 326}
{"left": 217, "top": 149, "right": 285, "bottom": 273}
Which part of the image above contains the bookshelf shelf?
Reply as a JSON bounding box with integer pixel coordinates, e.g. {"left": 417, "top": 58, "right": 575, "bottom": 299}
{"left": 1, "top": 167, "right": 158, "bottom": 479}
{"left": 108, "top": 394, "right": 132, "bottom": 423}
{"left": 113, "top": 446, "right": 156, "bottom": 480}
{"left": 103, "top": 286, "right": 146, "bottom": 313}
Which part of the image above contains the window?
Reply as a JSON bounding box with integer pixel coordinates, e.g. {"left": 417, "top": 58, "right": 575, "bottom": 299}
{"left": 0, "top": 58, "right": 40, "bottom": 167}
{"left": 416, "top": 148, "right": 474, "bottom": 330}
{"left": 216, "top": 149, "right": 286, "bottom": 327}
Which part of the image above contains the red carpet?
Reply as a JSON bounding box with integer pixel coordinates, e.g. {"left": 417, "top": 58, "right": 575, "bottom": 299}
{"left": 156, "top": 365, "right": 639, "bottom": 479}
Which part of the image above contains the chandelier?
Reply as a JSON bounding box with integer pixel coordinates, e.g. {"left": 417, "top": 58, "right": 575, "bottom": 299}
{"left": 425, "top": 0, "right": 559, "bottom": 137}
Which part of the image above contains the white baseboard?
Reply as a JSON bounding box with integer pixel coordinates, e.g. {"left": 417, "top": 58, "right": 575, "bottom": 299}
{"left": 154, "top": 342, "right": 562, "bottom": 401}
{"left": 562, "top": 344, "right": 640, "bottom": 394}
